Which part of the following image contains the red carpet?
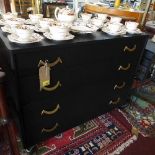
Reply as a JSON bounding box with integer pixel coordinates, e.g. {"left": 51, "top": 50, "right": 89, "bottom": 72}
{"left": 34, "top": 112, "right": 136, "bottom": 155}
{"left": 17, "top": 80, "right": 155, "bottom": 155}
{"left": 111, "top": 110, "right": 155, "bottom": 155}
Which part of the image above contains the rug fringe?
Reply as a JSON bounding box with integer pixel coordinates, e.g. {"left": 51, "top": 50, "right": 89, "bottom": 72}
{"left": 109, "top": 135, "right": 137, "bottom": 155}
{"left": 118, "top": 109, "right": 135, "bottom": 128}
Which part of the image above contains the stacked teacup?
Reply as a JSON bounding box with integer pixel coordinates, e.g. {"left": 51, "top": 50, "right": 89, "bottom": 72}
{"left": 91, "top": 13, "right": 108, "bottom": 28}
{"left": 49, "top": 22, "right": 69, "bottom": 40}
{"left": 125, "top": 21, "right": 139, "bottom": 33}
{"left": 2, "top": 12, "right": 18, "bottom": 20}
{"left": 107, "top": 16, "right": 123, "bottom": 34}
{"left": 14, "top": 25, "right": 34, "bottom": 41}
{"left": 80, "top": 13, "right": 92, "bottom": 23}
{"left": 39, "top": 18, "right": 54, "bottom": 32}
{"left": 29, "top": 14, "right": 43, "bottom": 24}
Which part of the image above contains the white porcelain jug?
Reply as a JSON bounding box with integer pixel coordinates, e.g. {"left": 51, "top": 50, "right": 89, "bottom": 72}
{"left": 54, "top": 6, "right": 76, "bottom": 24}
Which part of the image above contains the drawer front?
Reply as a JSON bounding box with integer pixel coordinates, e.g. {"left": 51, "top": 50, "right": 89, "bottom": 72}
{"left": 18, "top": 61, "right": 117, "bottom": 106}
{"left": 15, "top": 37, "right": 145, "bottom": 75}
{"left": 15, "top": 39, "right": 129, "bottom": 76}
{"left": 21, "top": 100, "right": 62, "bottom": 148}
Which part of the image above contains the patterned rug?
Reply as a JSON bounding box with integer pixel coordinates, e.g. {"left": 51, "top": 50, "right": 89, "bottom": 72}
{"left": 120, "top": 95, "right": 155, "bottom": 137}
{"left": 134, "top": 80, "right": 155, "bottom": 104}
{"left": 31, "top": 113, "right": 136, "bottom": 155}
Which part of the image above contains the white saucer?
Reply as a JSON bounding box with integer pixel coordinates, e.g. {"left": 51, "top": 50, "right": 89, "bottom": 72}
{"left": 25, "top": 19, "right": 36, "bottom": 25}
{"left": 34, "top": 25, "right": 49, "bottom": 33}
{"left": 43, "top": 32, "right": 74, "bottom": 41}
{"left": 126, "top": 28, "right": 143, "bottom": 34}
{"left": 8, "top": 33, "right": 43, "bottom": 44}
{"left": 102, "top": 26, "right": 126, "bottom": 36}
{"left": 1, "top": 25, "right": 13, "bottom": 33}
{"left": 0, "top": 19, "right": 6, "bottom": 26}
{"left": 71, "top": 25, "right": 98, "bottom": 34}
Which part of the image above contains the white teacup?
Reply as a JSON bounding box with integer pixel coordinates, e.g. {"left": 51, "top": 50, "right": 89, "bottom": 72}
{"left": 96, "top": 13, "right": 108, "bottom": 21}
{"left": 39, "top": 18, "right": 54, "bottom": 30}
{"left": 108, "top": 23, "right": 123, "bottom": 33}
{"left": 91, "top": 18, "right": 103, "bottom": 27}
{"left": 29, "top": 14, "right": 43, "bottom": 24}
{"left": 2, "top": 12, "right": 17, "bottom": 20}
{"left": 81, "top": 13, "right": 92, "bottom": 22}
{"left": 15, "top": 25, "right": 33, "bottom": 41}
{"left": 49, "top": 25, "right": 69, "bottom": 40}
{"left": 125, "top": 21, "right": 139, "bottom": 31}
{"left": 110, "top": 16, "right": 122, "bottom": 23}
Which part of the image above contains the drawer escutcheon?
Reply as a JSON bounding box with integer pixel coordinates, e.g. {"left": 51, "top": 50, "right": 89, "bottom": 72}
{"left": 42, "top": 123, "right": 59, "bottom": 133}
{"left": 109, "top": 97, "right": 120, "bottom": 105}
{"left": 124, "top": 45, "right": 136, "bottom": 52}
{"left": 118, "top": 63, "right": 131, "bottom": 71}
{"left": 114, "top": 82, "right": 126, "bottom": 90}
{"left": 41, "top": 104, "right": 60, "bottom": 116}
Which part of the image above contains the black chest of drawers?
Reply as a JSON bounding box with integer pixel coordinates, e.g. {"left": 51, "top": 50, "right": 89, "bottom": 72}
{"left": 0, "top": 30, "right": 148, "bottom": 148}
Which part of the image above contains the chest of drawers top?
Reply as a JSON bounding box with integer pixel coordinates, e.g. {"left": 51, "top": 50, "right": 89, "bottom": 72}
{"left": 0, "top": 30, "right": 148, "bottom": 52}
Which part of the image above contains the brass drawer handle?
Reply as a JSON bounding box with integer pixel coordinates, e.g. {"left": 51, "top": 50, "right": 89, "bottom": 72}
{"left": 118, "top": 63, "right": 131, "bottom": 71}
{"left": 114, "top": 82, "right": 126, "bottom": 90}
{"left": 38, "top": 57, "right": 62, "bottom": 68}
{"left": 42, "top": 81, "right": 61, "bottom": 91}
{"left": 109, "top": 97, "right": 120, "bottom": 105}
{"left": 42, "top": 123, "right": 59, "bottom": 133}
{"left": 41, "top": 104, "right": 60, "bottom": 116}
{"left": 124, "top": 45, "right": 136, "bottom": 52}
{"left": 48, "top": 57, "right": 62, "bottom": 68}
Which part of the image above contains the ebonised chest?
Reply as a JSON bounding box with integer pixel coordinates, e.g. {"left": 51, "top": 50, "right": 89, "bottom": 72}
{"left": 0, "top": 30, "right": 148, "bottom": 148}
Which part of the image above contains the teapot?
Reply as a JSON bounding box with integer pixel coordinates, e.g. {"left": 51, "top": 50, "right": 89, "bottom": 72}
{"left": 54, "top": 6, "right": 76, "bottom": 24}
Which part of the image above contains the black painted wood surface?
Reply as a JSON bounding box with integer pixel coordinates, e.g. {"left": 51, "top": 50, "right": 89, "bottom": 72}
{"left": 0, "top": 29, "right": 149, "bottom": 148}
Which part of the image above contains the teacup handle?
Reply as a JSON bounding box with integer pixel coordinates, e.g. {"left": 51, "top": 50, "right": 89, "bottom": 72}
{"left": 125, "top": 22, "right": 128, "bottom": 26}
{"left": 54, "top": 7, "right": 60, "bottom": 20}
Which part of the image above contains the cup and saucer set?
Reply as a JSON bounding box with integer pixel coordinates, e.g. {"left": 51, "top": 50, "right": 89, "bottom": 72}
{"left": 70, "top": 13, "right": 103, "bottom": 34}
{"left": 102, "top": 16, "right": 143, "bottom": 36}
{"left": 1, "top": 15, "right": 26, "bottom": 33}
{"left": 7, "top": 25, "right": 43, "bottom": 44}
{"left": 125, "top": 21, "right": 143, "bottom": 34}
{"left": 43, "top": 23, "right": 74, "bottom": 41}
{"left": 102, "top": 16, "right": 126, "bottom": 36}
{"left": 34, "top": 18, "right": 54, "bottom": 33}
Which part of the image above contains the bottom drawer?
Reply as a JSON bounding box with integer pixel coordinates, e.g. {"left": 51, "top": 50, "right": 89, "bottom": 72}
{"left": 21, "top": 100, "right": 62, "bottom": 148}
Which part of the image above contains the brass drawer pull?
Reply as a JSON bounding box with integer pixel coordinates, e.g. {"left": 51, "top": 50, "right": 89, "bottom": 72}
{"left": 38, "top": 57, "right": 62, "bottom": 68}
{"left": 41, "top": 104, "right": 60, "bottom": 116}
{"left": 48, "top": 57, "right": 62, "bottom": 68}
{"left": 114, "top": 82, "right": 126, "bottom": 90}
{"left": 42, "top": 123, "right": 59, "bottom": 133}
{"left": 42, "top": 81, "right": 61, "bottom": 91}
{"left": 124, "top": 45, "right": 136, "bottom": 52}
{"left": 109, "top": 97, "right": 120, "bottom": 105}
{"left": 118, "top": 63, "right": 131, "bottom": 71}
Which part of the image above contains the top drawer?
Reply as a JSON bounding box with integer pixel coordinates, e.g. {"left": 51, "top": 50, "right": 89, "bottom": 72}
{"left": 13, "top": 36, "right": 147, "bottom": 76}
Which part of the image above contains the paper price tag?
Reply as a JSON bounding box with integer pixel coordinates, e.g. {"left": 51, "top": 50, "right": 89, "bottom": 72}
{"left": 39, "top": 62, "right": 50, "bottom": 90}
